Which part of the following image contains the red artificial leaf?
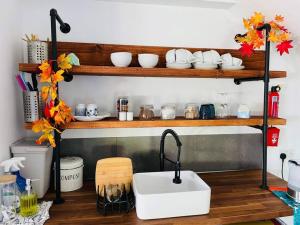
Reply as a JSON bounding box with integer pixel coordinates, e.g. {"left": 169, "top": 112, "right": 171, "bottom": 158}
{"left": 44, "top": 100, "right": 54, "bottom": 119}
{"left": 256, "top": 30, "right": 264, "bottom": 39}
{"left": 276, "top": 40, "right": 293, "bottom": 55}
{"left": 278, "top": 25, "right": 288, "bottom": 32}
{"left": 239, "top": 43, "right": 254, "bottom": 57}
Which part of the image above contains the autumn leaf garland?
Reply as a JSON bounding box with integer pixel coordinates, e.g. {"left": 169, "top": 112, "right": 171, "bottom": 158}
{"left": 32, "top": 54, "right": 74, "bottom": 147}
{"left": 236, "top": 12, "right": 293, "bottom": 56}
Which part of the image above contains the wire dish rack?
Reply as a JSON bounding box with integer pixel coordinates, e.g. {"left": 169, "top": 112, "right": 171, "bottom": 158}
{"left": 96, "top": 185, "right": 135, "bottom": 216}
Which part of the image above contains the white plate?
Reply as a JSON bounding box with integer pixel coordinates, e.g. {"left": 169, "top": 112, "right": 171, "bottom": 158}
{"left": 221, "top": 65, "right": 245, "bottom": 70}
{"left": 166, "top": 62, "right": 191, "bottom": 69}
{"left": 193, "top": 62, "right": 218, "bottom": 70}
{"left": 74, "top": 113, "right": 111, "bottom": 121}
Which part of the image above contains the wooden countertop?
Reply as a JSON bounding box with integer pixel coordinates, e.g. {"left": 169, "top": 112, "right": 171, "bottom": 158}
{"left": 44, "top": 170, "right": 293, "bottom": 225}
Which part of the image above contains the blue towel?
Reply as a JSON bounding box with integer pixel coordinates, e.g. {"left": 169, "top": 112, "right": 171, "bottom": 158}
{"left": 272, "top": 191, "right": 300, "bottom": 225}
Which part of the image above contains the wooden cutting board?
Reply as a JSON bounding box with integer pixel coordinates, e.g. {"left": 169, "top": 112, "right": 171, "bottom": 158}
{"left": 95, "top": 157, "right": 133, "bottom": 196}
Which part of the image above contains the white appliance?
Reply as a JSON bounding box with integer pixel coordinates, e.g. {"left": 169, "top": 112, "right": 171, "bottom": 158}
{"left": 287, "top": 159, "right": 300, "bottom": 203}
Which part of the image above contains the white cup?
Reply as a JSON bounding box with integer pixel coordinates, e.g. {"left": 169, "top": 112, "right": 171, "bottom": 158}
{"left": 75, "top": 104, "right": 86, "bottom": 116}
{"left": 126, "top": 112, "right": 133, "bottom": 121}
{"left": 176, "top": 49, "right": 193, "bottom": 63}
{"left": 86, "top": 104, "right": 98, "bottom": 117}
{"left": 192, "top": 51, "right": 204, "bottom": 63}
{"left": 221, "top": 53, "right": 233, "bottom": 66}
{"left": 232, "top": 57, "right": 243, "bottom": 66}
{"left": 203, "top": 50, "right": 221, "bottom": 64}
{"left": 119, "top": 112, "right": 127, "bottom": 121}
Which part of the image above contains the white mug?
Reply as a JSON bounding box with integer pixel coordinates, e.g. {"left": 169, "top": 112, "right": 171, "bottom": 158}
{"left": 232, "top": 57, "right": 243, "bottom": 66}
{"left": 192, "top": 51, "right": 204, "bottom": 63}
{"left": 221, "top": 53, "right": 233, "bottom": 66}
{"left": 75, "top": 104, "right": 86, "bottom": 116}
{"left": 203, "top": 50, "right": 221, "bottom": 64}
{"left": 86, "top": 104, "right": 98, "bottom": 117}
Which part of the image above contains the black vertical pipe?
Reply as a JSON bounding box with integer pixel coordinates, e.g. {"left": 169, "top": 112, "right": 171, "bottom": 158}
{"left": 50, "top": 8, "right": 64, "bottom": 204}
{"left": 258, "top": 24, "right": 271, "bottom": 189}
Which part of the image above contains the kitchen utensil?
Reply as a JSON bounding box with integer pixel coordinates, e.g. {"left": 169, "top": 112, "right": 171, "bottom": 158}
{"left": 166, "top": 62, "right": 191, "bottom": 69}
{"left": 74, "top": 113, "right": 110, "bottom": 121}
{"left": 110, "top": 52, "right": 132, "bottom": 67}
{"left": 237, "top": 104, "right": 250, "bottom": 118}
{"left": 287, "top": 159, "right": 300, "bottom": 203}
{"left": 86, "top": 104, "right": 98, "bottom": 117}
{"left": 117, "top": 97, "right": 129, "bottom": 115}
{"left": 161, "top": 104, "right": 176, "bottom": 120}
{"left": 95, "top": 157, "right": 133, "bottom": 197}
{"left": 75, "top": 104, "right": 86, "bottom": 116}
{"left": 138, "top": 54, "right": 159, "bottom": 68}
{"left": 199, "top": 104, "right": 215, "bottom": 119}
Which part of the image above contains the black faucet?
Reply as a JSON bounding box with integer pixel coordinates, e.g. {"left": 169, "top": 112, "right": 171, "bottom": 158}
{"left": 160, "top": 129, "right": 182, "bottom": 184}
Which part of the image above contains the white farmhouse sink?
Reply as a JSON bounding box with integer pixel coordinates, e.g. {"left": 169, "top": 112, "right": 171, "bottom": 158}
{"left": 133, "top": 170, "right": 211, "bottom": 220}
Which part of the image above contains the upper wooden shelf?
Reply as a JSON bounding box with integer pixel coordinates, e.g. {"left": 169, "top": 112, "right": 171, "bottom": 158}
{"left": 24, "top": 116, "right": 286, "bottom": 129}
{"left": 19, "top": 63, "right": 286, "bottom": 79}
{"left": 19, "top": 42, "right": 286, "bottom": 79}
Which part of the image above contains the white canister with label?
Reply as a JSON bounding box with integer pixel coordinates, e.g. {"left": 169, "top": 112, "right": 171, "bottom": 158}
{"left": 55, "top": 157, "right": 84, "bottom": 192}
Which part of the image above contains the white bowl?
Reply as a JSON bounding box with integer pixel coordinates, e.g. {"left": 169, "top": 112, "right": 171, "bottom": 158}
{"left": 138, "top": 54, "right": 159, "bottom": 68}
{"left": 110, "top": 52, "right": 132, "bottom": 67}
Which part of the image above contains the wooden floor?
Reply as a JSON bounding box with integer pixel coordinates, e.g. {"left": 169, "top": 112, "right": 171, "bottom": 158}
{"left": 44, "top": 170, "right": 293, "bottom": 225}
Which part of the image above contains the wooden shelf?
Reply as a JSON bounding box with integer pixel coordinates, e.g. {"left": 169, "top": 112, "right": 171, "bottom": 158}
{"left": 24, "top": 116, "right": 286, "bottom": 129}
{"left": 19, "top": 63, "right": 286, "bottom": 79}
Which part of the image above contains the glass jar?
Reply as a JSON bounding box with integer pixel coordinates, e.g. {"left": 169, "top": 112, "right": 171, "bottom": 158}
{"left": 184, "top": 103, "right": 199, "bottom": 119}
{"left": 139, "top": 105, "right": 155, "bottom": 120}
{"left": 161, "top": 104, "right": 176, "bottom": 120}
{"left": 0, "top": 175, "right": 18, "bottom": 221}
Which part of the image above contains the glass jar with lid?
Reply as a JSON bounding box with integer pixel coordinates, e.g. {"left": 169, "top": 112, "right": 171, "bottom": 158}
{"left": 139, "top": 105, "right": 155, "bottom": 120}
{"left": 184, "top": 103, "right": 199, "bottom": 119}
{"left": 0, "top": 175, "right": 18, "bottom": 221}
{"left": 161, "top": 104, "right": 176, "bottom": 120}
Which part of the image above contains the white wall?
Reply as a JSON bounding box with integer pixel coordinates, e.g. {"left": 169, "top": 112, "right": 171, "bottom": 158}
{"left": 19, "top": 0, "right": 299, "bottom": 178}
{"left": 0, "top": 0, "right": 25, "bottom": 162}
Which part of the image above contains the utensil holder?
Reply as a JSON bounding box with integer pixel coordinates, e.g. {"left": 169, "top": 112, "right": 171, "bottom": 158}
{"left": 27, "top": 41, "right": 48, "bottom": 64}
{"left": 23, "top": 91, "right": 43, "bottom": 122}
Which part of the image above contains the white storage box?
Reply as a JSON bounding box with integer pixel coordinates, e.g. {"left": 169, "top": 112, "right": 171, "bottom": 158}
{"left": 10, "top": 138, "right": 53, "bottom": 198}
{"left": 55, "top": 157, "right": 83, "bottom": 192}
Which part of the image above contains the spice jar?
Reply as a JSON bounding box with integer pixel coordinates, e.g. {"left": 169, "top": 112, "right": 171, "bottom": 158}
{"left": 139, "top": 105, "right": 155, "bottom": 120}
{"left": 161, "top": 104, "right": 176, "bottom": 120}
{"left": 117, "top": 97, "right": 129, "bottom": 117}
{"left": 184, "top": 103, "right": 199, "bottom": 119}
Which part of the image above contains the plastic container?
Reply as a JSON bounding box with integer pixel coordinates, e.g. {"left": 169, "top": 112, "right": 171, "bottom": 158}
{"left": 10, "top": 138, "right": 53, "bottom": 198}
{"left": 55, "top": 157, "right": 83, "bottom": 192}
{"left": 184, "top": 104, "right": 199, "bottom": 119}
{"left": 161, "top": 104, "right": 176, "bottom": 120}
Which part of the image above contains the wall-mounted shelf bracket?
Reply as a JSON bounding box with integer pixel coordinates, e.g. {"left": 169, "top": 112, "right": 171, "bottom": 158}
{"left": 234, "top": 77, "right": 264, "bottom": 85}
{"left": 249, "top": 125, "right": 263, "bottom": 131}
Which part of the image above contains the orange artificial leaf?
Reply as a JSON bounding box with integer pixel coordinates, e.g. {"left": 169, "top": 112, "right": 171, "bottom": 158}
{"left": 39, "top": 62, "right": 52, "bottom": 83}
{"left": 32, "top": 118, "right": 54, "bottom": 133}
{"left": 57, "top": 54, "right": 72, "bottom": 70}
{"left": 50, "top": 86, "right": 57, "bottom": 100}
{"left": 41, "top": 86, "right": 50, "bottom": 101}
{"left": 250, "top": 12, "right": 265, "bottom": 26}
{"left": 275, "top": 15, "right": 284, "bottom": 23}
{"left": 278, "top": 32, "right": 289, "bottom": 42}
{"left": 52, "top": 70, "right": 64, "bottom": 84}
{"left": 268, "top": 31, "right": 279, "bottom": 43}
{"left": 243, "top": 18, "right": 251, "bottom": 30}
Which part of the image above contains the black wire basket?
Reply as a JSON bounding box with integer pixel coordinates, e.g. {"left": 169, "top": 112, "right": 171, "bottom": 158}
{"left": 96, "top": 184, "right": 135, "bottom": 216}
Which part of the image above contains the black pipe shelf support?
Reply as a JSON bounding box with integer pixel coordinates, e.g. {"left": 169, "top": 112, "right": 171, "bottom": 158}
{"left": 50, "top": 8, "right": 72, "bottom": 204}
{"left": 235, "top": 24, "right": 271, "bottom": 190}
